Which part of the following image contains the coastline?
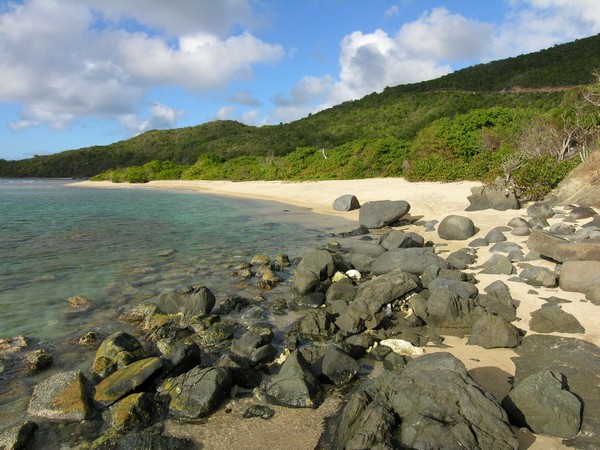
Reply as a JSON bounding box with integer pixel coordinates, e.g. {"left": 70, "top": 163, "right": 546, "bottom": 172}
{"left": 67, "top": 178, "right": 597, "bottom": 450}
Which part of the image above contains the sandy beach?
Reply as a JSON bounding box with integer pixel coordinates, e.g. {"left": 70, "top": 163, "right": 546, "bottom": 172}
{"left": 70, "top": 178, "right": 595, "bottom": 450}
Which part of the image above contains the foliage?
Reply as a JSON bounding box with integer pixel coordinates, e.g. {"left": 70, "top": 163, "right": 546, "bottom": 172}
{"left": 512, "top": 156, "right": 579, "bottom": 201}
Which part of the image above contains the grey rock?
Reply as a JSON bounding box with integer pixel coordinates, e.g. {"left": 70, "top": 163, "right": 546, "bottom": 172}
{"left": 159, "top": 367, "right": 232, "bottom": 419}
{"left": 569, "top": 205, "right": 597, "bottom": 220}
{"left": 529, "top": 305, "right": 585, "bottom": 334}
{"left": 350, "top": 241, "right": 386, "bottom": 257}
{"left": 437, "top": 215, "right": 476, "bottom": 240}
{"left": 326, "top": 281, "right": 356, "bottom": 304}
{"left": 335, "top": 268, "right": 418, "bottom": 334}
{"left": 260, "top": 350, "right": 325, "bottom": 408}
{"left": 560, "top": 261, "right": 600, "bottom": 294}
{"left": 157, "top": 284, "right": 216, "bottom": 318}
{"left": 549, "top": 223, "right": 576, "bottom": 235}
{"left": 348, "top": 253, "right": 374, "bottom": 273}
{"left": 527, "top": 202, "right": 555, "bottom": 219}
{"left": 520, "top": 266, "right": 558, "bottom": 287}
{"left": 415, "top": 288, "right": 482, "bottom": 330}
{"left": 231, "top": 329, "right": 274, "bottom": 359}
{"left": 467, "top": 314, "right": 522, "bottom": 348}
{"left": 479, "top": 254, "right": 514, "bottom": 275}
{"left": 330, "top": 352, "right": 518, "bottom": 450}
{"left": 511, "top": 226, "right": 531, "bottom": 236}
{"left": 507, "top": 217, "right": 529, "bottom": 228}
{"left": 293, "top": 250, "right": 335, "bottom": 295}
{"left": 157, "top": 339, "right": 201, "bottom": 377}
{"left": 379, "top": 229, "right": 423, "bottom": 250}
{"left": 512, "top": 335, "right": 600, "bottom": 448}
{"left": 316, "top": 346, "right": 360, "bottom": 386}
{"left": 242, "top": 404, "right": 275, "bottom": 419}
{"left": 93, "top": 430, "right": 193, "bottom": 449}
{"left": 489, "top": 241, "right": 523, "bottom": 254}
{"left": 292, "top": 309, "right": 337, "bottom": 339}
{"left": 359, "top": 200, "right": 411, "bottom": 229}
{"left": 502, "top": 370, "right": 581, "bottom": 438}
{"left": 469, "top": 237, "right": 489, "bottom": 247}
{"left": 485, "top": 228, "right": 507, "bottom": 243}
{"left": 333, "top": 194, "right": 360, "bottom": 211}
{"left": 291, "top": 270, "right": 319, "bottom": 296}
{"left": 428, "top": 277, "right": 478, "bottom": 299}
{"left": 28, "top": 371, "right": 94, "bottom": 421}
{"left": 466, "top": 181, "right": 520, "bottom": 211}
{"left": 371, "top": 247, "right": 448, "bottom": 276}
{"left": 109, "top": 392, "right": 162, "bottom": 432}
{"left": 479, "top": 280, "right": 517, "bottom": 322}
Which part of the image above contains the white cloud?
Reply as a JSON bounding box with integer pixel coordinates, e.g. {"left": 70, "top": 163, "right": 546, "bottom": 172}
{"left": 228, "top": 90, "right": 261, "bottom": 106}
{"left": 120, "top": 102, "right": 184, "bottom": 134}
{"left": 383, "top": 5, "right": 400, "bottom": 20}
{"left": 0, "top": 0, "right": 283, "bottom": 132}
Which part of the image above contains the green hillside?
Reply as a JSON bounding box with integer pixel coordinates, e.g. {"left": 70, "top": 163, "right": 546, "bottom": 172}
{"left": 1, "top": 33, "right": 599, "bottom": 199}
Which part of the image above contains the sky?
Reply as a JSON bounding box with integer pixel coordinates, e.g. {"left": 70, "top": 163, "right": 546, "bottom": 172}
{"left": 1, "top": 1, "right": 600, "bottom": 160}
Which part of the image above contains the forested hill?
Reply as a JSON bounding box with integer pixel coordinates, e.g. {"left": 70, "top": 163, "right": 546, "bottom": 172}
{"left": 1, "top": 33, "right": 600, "bottom": 178}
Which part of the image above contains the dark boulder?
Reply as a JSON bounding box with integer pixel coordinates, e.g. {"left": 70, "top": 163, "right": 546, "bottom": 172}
{"left": 109, "top": 392, "right": 163, "bottom": 432}
{"left": 502, "top": 370, "right": 581, "bottom": 438}
{"left": 437, "top": 215, "right": 476, "bottom": 240}
{"left": 259, "top": 350, "right": 325, "bottom": 408}
{"left": 529, "top": 305, "right": 585, "bottom": 334}
{"left": 359, "top": 200, "right": 410, "bottom": 229}
{"left": 92, "top": 332, "right": 147, "bottom": 378}
{"left": 158, "top": 367, "right": 232, "bottom": 419}
{"left": 467, "top": 314, "right": 522, "bottom": 349}
{"left": 414, "top": 288, "right": 483, "bottom": 330}
{"left": 466, "top": 179, "right": 520, "bottom": 211}
{"left": 527, "top": 202, "right": 555, "bottom": 220}
{"left": 520, "top": 266, "right": 558, "bottom": 287}
{"left": 313, "top": 345, "right": 360, "bottom": 386}
{"left": 478, "top": 280, "right": 517, "bottom": 322}
{"left": 157, "top": 284, "right": 216, "bottom": 318}
{"left": 92, "top": 430, "right": 193, "bottom": 449}
{"left": 569, "top": 205, "right": 597, "bottom": 220}
{"left": 292, "top": 249, "right": 335, "bottom": 295}
{"left": 371, "top": 247, "right": 448, "bottom": 276}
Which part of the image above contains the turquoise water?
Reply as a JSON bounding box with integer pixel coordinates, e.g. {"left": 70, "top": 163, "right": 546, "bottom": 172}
{"left": 0, "top": 179, "right": 350, "bottom": 342}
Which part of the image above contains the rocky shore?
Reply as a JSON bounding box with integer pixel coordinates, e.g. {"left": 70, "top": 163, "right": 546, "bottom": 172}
{"left": 2, "top": 179, "right": 600, "bottom": 450}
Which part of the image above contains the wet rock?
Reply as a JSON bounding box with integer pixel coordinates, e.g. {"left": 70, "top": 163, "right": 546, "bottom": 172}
{"left": 92, "top": 332, "right": 147, "bottom": 379}
{"left": 157, "top": 285, "right": 216, "bottom": 318}
{"left": 371, "top": 247, "right": 448, "bottom": 276}
{"left": 28, "top": 370, "right": 94, "bottom": 421}
{"left": 437, "top": 215, "right": 476, "bottom": 240}
{"left": 332, "top": 194, "right": 360, "bottom": 211}
{"left": 326, "top": 281, "right": 356, "bottom": 304}
{"left": 314, "top": 345, "right": 360, "bottom": 386}
{"left": 198, "top": 321, "right": 239, "bottom": 347}
{"left": 382, "top": 352, "right": 406, "bottom": 371}
{"left": 330, "top": 353, "right": 518, "bottom": 450}
{"left": 94, "top": 357, "right": 163, "bottom": 407}
{"left": 67, "top": 295, "right": 95, "bottom": 310}
{"left": 520, "top": 266, "right": 558, "bottom": 287}
{"left": 159, "top": 367, "right": 232, "bottom": 419}
{"left": 156, "top": 339, "right": 201, "bottom": 377}
{"left": 251, "top": 255, "right": 271, "bottom": 266}
{"left": 273, "top": 254, "right": 290, "bottom": 270}
{"left": 25, "top": 348, "right": 53, "bottom": 371}
{"left": 109, "top": 392, "right": 162, "bottom": 432}
{"left": 259, "top": 350, "right": 324, "bottom": 408}
{"left": 78, "top": 331, "right": 98, "bottom": 346}
{"left": 529, "top": 305, "right": 585, "bottom": 334}
{"left": 467, "top": 314, "right": 522, "bottom": 349}
{"left": 243, "top": 404, "right": 275, "bottom": 419}
{"left": 502, "top": 370, "right": 581, "bottom": 438}
{"left": 292, "top": 309, "right": 337, "bottom": 340}
{"left": 559, "top": 261, "right": 600, "bottom": 294}
{"left": 231, "top": 329, "right": 274, "bottom": 360}
{"left": 359, "top": 200, "right": 411, "bottom": 229}
{"left": 292, "top": 250, "right": 335, "bottom": 295}
{"left": 92, "top": 430, "right": 193, "bottom": 449}
{"left": 0, "top": 421, "right": 38, "bottom": 450}
{"left": 527, "top": 202, "right": 555, "bottom": 220}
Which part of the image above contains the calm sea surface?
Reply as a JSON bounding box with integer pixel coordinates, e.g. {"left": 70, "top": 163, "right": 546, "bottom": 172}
{"left": 0, "top": 179, "right": 350, "bottom": 342}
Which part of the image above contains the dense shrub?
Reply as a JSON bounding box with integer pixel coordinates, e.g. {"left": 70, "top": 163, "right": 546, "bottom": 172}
{"left": 513, "top": 156, "right": 579, "bottom": 200}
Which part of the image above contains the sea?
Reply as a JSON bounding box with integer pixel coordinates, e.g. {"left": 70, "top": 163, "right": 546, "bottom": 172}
{"left": 0, "top": 178, "right": 352, "bottom": 429}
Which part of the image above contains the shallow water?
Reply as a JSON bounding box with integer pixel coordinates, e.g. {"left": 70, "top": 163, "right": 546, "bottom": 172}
{"left": 0, "top": 179, "right": 354, "bottom": 432}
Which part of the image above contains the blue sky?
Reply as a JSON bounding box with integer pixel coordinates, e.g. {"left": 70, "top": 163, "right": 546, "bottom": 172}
{"left": 1, "top": 0, "right": 599, "bottom": 160}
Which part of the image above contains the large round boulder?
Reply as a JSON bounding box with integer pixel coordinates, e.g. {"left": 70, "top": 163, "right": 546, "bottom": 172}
{"left": 437, "top": 215, "right": 476, "bottom": 241}
{"left": 332, "top": 194, "right": 360, "bottom": 211}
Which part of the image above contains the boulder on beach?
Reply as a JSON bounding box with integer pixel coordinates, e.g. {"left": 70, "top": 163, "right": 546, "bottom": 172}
{"left": 437, "top": 215, "right": 476, "bottom": 240}
{"left": 329, "top": 352, "right": 518, "bottom": 450}
{"left": 358, "top": 200, "right": 410, "bottom": 229}
{"left": 332, "top": 194, "right": 360, "bottom": 211}
{"left": 467, "top": 314, "right": 522, "bottom": 349}
{"left": 527, "top": 202, "right": 555, "bottom": 220}
{"left": 259, "top": 350, "right": 325, "bottom": 408}
{"left": 529, "top": 305, "right": 585, "bottom": 334}
{"left": 371, "top": 247, "right": 448, "bottom": 276}
{"left": 159, "top": 366, "right": 232, "bottom": 419}
{"left": 466, "top": 178, "right": 520, "bottom": 211}
{"left": 292, "top": 249, "right": 335, "bottom": 295}
{"left": 502, "top": 370, "right": 581, "bottom": 438}
{"left": 559, "top": 261, "right": 600, "bottom": 294}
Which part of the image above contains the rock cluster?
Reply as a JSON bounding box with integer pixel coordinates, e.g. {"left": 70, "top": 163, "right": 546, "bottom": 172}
{"left": 5, "top": 197, "right": 600, "bottom": 449}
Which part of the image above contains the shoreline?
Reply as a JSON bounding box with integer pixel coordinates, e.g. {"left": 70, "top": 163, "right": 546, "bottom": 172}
{"left": 67, "top": 178, "right": 597, "bottom": 449}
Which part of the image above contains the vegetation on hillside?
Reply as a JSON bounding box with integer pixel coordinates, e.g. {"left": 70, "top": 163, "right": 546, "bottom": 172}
{"left": 2, "top": 34, "right": 600, "bottom": 200}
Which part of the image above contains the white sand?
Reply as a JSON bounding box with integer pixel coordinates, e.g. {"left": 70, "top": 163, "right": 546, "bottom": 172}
{"left": 71, "top": 178, "right": 595, "bottom": 450}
